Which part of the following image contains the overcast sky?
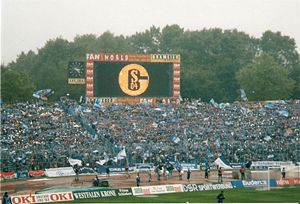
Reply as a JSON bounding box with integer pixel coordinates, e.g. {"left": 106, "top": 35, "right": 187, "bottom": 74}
{"left": 1, "top": 0, "right": 299, "bottom": 64}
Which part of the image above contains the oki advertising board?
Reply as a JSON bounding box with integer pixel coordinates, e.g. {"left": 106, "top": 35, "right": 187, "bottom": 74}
{"left": 11, "top": 192, "right": 73, "bottom": 204}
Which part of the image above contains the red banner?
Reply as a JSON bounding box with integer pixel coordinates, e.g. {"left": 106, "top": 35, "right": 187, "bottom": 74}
{"left": 28, "top": 170, "right": 45, "bottom": 177}
{"left": 0, "top": 172, "right": 17, "bottom": 179}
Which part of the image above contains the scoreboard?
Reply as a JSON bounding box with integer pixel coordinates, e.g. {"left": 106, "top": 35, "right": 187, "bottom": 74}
{"left": 85, "top": 53, "right": 180, "bottom": 103}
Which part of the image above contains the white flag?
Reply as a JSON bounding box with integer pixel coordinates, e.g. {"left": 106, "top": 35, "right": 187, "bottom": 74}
{"left": 68, "top": 158, "right": 82, "bottom": 166}
{"left": 214, "top": 157, "right": 232, "bottom": 169}
{"left": 96, "top": 159, "right": 108, "bottom": 165}
{"left": 116, "top": 149, "right": 127, "bottom": 160}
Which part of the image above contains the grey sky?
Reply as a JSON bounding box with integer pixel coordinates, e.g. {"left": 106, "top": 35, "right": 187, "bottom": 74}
{"left": 1, "top": 0, "right": 300, "bottom": 64}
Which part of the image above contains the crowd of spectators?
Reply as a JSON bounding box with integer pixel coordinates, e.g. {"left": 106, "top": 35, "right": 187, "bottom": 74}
{"left": 1, "top": 99, "right": 299, "bottom": 172}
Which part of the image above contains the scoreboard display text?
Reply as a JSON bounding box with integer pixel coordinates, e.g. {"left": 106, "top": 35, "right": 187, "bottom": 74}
{"left": 85, "top": 53, "right": 180, "bottom": 99}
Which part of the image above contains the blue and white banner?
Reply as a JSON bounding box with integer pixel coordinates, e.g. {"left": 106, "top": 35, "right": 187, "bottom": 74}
{"left": 96, "top": 165, "right": 134, "bottom": 173}
{"left": 180, "top": 163, "right": 199, "bottom": 170}
{"left": 183, "top": 182, "right": 233, "bottom": 192}
{"left": 231, "top": 179, "right": 277, "bottom": 188}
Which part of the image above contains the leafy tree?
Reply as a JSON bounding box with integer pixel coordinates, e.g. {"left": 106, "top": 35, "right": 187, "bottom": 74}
{"left": 236, "top": 54, "right": 295, "bottom": 101}
{"left": 33, "top": 38, "right": 71, "bottom": 99}
{"left": 9, "top": 50, "right": 37, "bottom": 75}
{"left": 179, "top": 28, "right": 257, "bottom": 101}
{"left": 160, "top": 24, "right": 184, "bottom": 53}
{"left": 130, "top": 26, "right": 161, "bottom": 53}
{"left": 182, "top": 67, "right": 222, "bottom": 101}
{"left": 1, "top": 69, "right": 36, "bottom": 102}
{"left": 260, "top": 31, "right": 300, "bottom": 98}
{"left": 260, "top": 31, "right": 299, "bottom": 70}
{"left": 73, "top": 34, "right": 98, "bottom": 53}
{"left": 97, "top": 31, "right": 118, "bottom": 52}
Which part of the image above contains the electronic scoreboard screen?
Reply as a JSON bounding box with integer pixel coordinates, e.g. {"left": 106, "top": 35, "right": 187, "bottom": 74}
{"left": 93, "top": 62, "right": 173, "bottom": 97}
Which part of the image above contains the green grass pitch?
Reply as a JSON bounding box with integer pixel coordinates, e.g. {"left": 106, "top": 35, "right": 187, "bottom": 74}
{"left": 68, "top": 186, "right": 300, "bottom": 203}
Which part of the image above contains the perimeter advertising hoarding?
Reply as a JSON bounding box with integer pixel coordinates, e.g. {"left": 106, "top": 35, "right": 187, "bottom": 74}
{"left": 11, "top": 192, "right": 74, "bottom": 204}
{"left": 183, "top": 182, "right": 234, "bottom": 192}
{"left": 131, "top": 184, "right": 183, "bottom": 196}
{"left": 72, "top": 188, "right": 133, "bottom": 200}
{"left": 85, "top": 53, "right": 180, "bottom": 102}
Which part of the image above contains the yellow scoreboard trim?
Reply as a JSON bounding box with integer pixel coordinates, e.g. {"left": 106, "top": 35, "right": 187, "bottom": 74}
{"left": 150, "top": 54, "right": 180, "bottom": 63}
{"left": 68, "top": 78, "right": 86, "bottom": 84}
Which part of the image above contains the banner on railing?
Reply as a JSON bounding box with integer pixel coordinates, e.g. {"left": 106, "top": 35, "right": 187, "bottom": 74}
{"left": 180, "top": 163, "right": 199, "bottom": 170}
{"left": 97, "top": 166, "right": 135, "bottom": 173}
{"left": 28, "top": 170, "right": 45, "bottom": 177}
{"left": 0, "top": 172, "right": 17, "bottom": 180}
{"left": 45, "top": 167, "right": 75, "bottom": 177}
{"left": 252, "top": 161, "right": 293, "bottom": 168}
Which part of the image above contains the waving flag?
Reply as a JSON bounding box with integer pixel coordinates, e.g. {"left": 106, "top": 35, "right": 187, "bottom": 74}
{"left": 96, "top": 159, "right": 108, "bottom": 165}
{"left": 278, "top": 110, "right": 289, "bottom": 117}
{"left": 209, "top": 98, "right": 218, "bottom": 108}
{"left": 171, "top": 135, "right": 181, "bottom": 144}
{"left": 116, "top": 149, "right": 127, "bottom": 160}
{"left": 214, "top": 155, "right": 232, "bottom": 169}
{"left": 240, "top": 89, "right": 248, "bottom": 102}
{"left": 94, "top": 98, "right": 102, "bottom": 108}
{"left": 33, "top": 89, "right": 54, "bottom": 101}
{"left": 68, "top": 158, "right": 82, "bottom": 167}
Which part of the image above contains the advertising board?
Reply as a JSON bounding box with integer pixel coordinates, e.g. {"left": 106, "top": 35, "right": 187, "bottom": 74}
{"left": 231, "top": 179, "right": 277, "bottom": 188}
{"left": 276, "top": 178, "right": 300, "bottom": 186}
{"left": 132, "top": 184, "right": 183, "bottom": 196}
{"left": 73, "top": 188, "right": 133, "bottom": 200}
{"left": 252, "top": 161, "right": 293, "bottom": 168}
{"left": 183, "top": 182, "right": 233, "bottom": 192}
{"left": 0, "top": 172, "right": 17, "bottom": 180}
{"left": 11, "top": 192, "right": 73, "bottom": 204}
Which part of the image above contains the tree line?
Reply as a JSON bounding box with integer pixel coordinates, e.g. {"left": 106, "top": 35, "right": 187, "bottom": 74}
{"left": 1, "top": 25, "right": 300, "bottom": 102}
